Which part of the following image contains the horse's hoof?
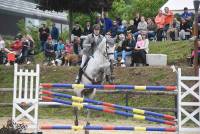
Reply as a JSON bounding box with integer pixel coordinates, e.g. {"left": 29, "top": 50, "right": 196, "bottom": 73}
{"left": 85, "top": 130, "right": 90, "bottom": 134}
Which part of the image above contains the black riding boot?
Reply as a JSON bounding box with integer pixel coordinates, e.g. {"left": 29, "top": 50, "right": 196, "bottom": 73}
{"left": 75, "top": 68, "right": 83, "bottom": 84}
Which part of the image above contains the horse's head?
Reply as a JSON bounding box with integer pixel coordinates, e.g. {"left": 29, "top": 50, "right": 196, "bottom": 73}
{"left": 97, "top": 37, "right": 115, "bottom": 61}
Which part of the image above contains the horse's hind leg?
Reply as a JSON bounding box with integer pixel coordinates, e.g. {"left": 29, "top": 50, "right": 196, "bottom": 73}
{"left": 85, "top": 109, "right": 91, "bottom": 134}
{"left": 73, "top": 107, "right": 79, "bottom": 126}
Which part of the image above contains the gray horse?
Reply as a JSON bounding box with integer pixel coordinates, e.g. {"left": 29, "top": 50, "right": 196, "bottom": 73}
{"left": 73, "top": 37, "right": 115, "bottom": 134}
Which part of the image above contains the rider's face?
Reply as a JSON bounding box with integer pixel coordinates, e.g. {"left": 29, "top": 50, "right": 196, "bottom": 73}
{"left": 94, "top": 29, "right": 100, "bottom": 35}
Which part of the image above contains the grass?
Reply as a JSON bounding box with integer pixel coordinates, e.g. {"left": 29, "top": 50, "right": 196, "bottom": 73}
{"left": 149, "top": 40, "right": 192, "bottom": 64}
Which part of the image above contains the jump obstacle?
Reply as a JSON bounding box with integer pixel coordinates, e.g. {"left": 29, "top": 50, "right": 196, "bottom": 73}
{"left": 42, "top": 90, "right": 175, "bottom": 120}
{"left": 41, "top": 83, "right": 176, "bottom": 91}
{"left": 12, "top": 64, "right": 200, "bottom": 133}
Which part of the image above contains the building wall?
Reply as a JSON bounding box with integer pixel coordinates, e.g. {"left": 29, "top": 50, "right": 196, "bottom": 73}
{"left": 0, "top": 11, "right": 68, "bottom": 37}
{"left": 0, "top": 12, "right": 24, "bottom": 36}
{"left": 25, "top": 17, "right": 69, "bottom": 34}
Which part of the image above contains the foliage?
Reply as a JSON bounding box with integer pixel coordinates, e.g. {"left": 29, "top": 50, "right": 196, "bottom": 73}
{"left": 73, "top": 12, "right": 91, "bottom": 29}
{"left": 59, "top": 28, "right": 69, "bottom": 42}
{"left": 110, "top": 0, "right": 132, "bottom": 20}
{"left": 109, "top": 0, "right": 167, "bottom": 20}
{"left": 37, "top": 0, "right": 113, "bottom": 13}
{"left": 16, "top": 19, "right": 27, "bottom": 35}
{"left": 131, "top": 0, "right": 166, "bottom": 17}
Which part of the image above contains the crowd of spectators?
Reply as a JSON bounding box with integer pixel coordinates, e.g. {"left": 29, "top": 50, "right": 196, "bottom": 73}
{"left": 0, "top": 7, "right": 195, "bottom": 67}
{"left": 0, "top": 34, "right": 34, "bottom": 66}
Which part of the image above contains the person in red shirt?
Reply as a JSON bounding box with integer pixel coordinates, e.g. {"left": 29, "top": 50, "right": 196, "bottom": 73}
{"left": 155, "top": 10, "right": 165, "bottom": 41}
{"left": 10, "top": 38, "right": 23, "bottom": 56}
{"left": 163, "top": 7, "right": 174, "bottom": 34}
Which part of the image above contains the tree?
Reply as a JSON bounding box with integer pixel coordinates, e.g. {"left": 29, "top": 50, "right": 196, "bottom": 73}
{"left": 37, "top": 0, "right": 113, "bottom": 13}
{"left": 131, "top": 0, "right": 167, "bottom": 17}
{"left": 109, "top": 0, "right": 132, "bottom": 20}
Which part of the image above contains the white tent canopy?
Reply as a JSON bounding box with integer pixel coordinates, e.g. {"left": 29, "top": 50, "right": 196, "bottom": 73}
{"left": 161, "top": 0, "right": 194, "bottom": 14}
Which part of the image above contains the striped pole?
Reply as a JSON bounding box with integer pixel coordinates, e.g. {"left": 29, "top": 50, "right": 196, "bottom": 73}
{"left": 42, "top": 96, "right": 175, "bottom": 126}
{"left": 42, "top": 90, "right": 175, "bottom": 120}
{"left": 41, "top": 83, "right": 176, "bottom": 91}
{"left": 41, "top": 125, "right": 176, "bottom": 132}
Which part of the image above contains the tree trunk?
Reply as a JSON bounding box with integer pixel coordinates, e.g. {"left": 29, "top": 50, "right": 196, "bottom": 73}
{"left": 68, "top": 10, "right": 73, "bottom": 42}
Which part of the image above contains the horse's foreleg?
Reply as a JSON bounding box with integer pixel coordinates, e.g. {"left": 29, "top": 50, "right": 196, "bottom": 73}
{"left": 73, "top": 107, "right": 79, "bottom": 126}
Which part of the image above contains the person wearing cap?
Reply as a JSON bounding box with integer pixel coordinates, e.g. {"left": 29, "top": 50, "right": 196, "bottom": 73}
{"left": 75, "top": 24, "right": 104, "bottom": 83}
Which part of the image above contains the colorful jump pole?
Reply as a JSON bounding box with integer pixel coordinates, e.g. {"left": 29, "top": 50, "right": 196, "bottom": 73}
{"left": 41, "top": 125, "right": 176, "bottom": 132}
{"left": 42, "top": 90, "right": 175, "bottom": 120}
{"left": 42, "top": 96, "right": 175, "bottom": 126}
{"left": 41, "top": 83, "right": 176, "bottom": 91}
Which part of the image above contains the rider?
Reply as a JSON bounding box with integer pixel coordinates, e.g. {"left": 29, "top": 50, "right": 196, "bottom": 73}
{"left": 75, "top": 24, "right": 104, "bottom": 83}
{"left": 76, "top": 24, "right": 103, "bottom": 83}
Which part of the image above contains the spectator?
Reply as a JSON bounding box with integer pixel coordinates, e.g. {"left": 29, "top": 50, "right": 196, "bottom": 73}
{"left": 133, "top": 12, "right": 141, "bottom": 28}
{"left": 111, "top": 20, "right": 118, "bottom": 38}
{"left": 0, "top": 35, "right": 12, "bottom": 54}
{"left": 95, "top": 13, "right": 104, "bottom": 33}
{"left": 20, "top": 35, "right": 34, "bottom": 64}
{"left": 71, "top": 22, "right": 82, "bottom": 41}
{"left": 127, "top": 20, "right": 138, "bottom": 35}
{"left": 133, "top": 16, "right": 148, "bottom": 37}
{"left": 83, "top": 21, "right": 93, "bottom": 35}
{"left": 55, "top": 38, "right": 65, "bottom": 59}
{"left": 51, "top": 23, "right": 59, "bottom": 45}
{"left": 179, "top": 18, "right": 191, "bottom": 40}
{"left": 39, "top": 23, "right": 49, "bottom": 51}
{"left": 117, "top": 20, "right": 127, "bottom": 34}
{"left": 10, "top": 37, "right": 23, "bottom": 56}
{"left": 102, "top": 12, "right": 113, "bottom": 34}
{"left": 116, "top": 17, "right": 122, "bottom": 26}
{"left": 132, "top": 34, "right": 149, "bottom": 66}
{"left": 190, "top": 40, "right": 200, "bottom": 65}
{"left": 114, "top": 33, "right": 125, "bottom": 64}
{"left": 95, "top": 13, "right": 103, "bottom": 25}
{"left": 163, "top": 7, "right": 174, "bottom": 39}
{"left": 181, "top": 7, "right": 193, "bottom": 25}
{"left": 155, "top": 10, "right": 165, "bottom": 41}
{"left": 0, "top": 35, "right": 13, "bottom": 64}
{"left": 138, "top": 16, "right": 148, "bottom": 32}
{"left": 147, "top": 18, "right": 157, "bottom": 40}
{"left": 44, "top": 36, "right": 56, "bottom": 66}
{"left": 167, "top": 18, "right": 180, "bottom": 41}
{"left": 65, "top": 40, "right": 73, "bottom": 54}
{"left": 120, "top": 32, "right": 136, "bottom": 67}
{"left": 73, "top": 36, "right": 82, "bottom": 55}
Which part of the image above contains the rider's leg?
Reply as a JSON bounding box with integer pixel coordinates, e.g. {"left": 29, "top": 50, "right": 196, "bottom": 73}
{"left": 80, "top": 54, "right": 87, "bottom": 68}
